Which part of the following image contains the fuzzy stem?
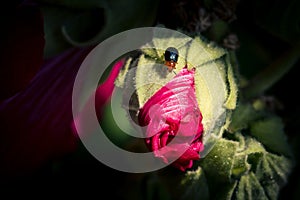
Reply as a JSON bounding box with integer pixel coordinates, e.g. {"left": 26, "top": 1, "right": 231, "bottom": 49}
{"left": 243, "top": 41, "right": 300, "bottom": 99}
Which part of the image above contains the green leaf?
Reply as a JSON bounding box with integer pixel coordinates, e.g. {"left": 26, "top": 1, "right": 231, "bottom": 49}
{"left": 135, "top": 54, "right": 175, "bottom": 108}
{"left": 232, "top": 154, "right": 250, "bottom": 179}
{"left": 201, "top": 138, "right": 239, "bottom": 183}
{"left": 234, "top": 137, "right": 293, "bottom": 200}
{"left": 224, "top": 53, "right": 239, "bottom": 110}
{"left": 198, "top": 134, "right": 293, "bottom": 200}
{"left": 254, "top": 153, "right": 294, "bottom": 200}
{"left": 37, "top": 0, "right": 159, "bottom": 58}
{"left": 231, "top": 142, "right": 293, "bottom": 200}
{"left": 250, "top": 116, "right": 293, "bottom": 157}
{"left": 235, "top": 172, "right": 268, "bottom": 200}
{"left": 243, "top": 136, "right": 266, "bottom": 155}
{"left": 228, "top": 103, "right": 261, "bottom": 133}
{"left": 115, "top": 57, "right": 133, "bottom": 88}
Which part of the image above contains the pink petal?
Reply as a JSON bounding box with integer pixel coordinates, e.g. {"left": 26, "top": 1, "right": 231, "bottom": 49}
{"left": 95, "top": 59, "right": 125, "bottom": 119}
{"left": 0, "top": 47, "right": 93, "bottom": 177}
{"left": 139, "top": 67, "right": 201, "bottom": 137}
{"left": 138, "top": 67, "right": 204, "bottom": 171}
{"left": 72, "top": 59, "right": 125, "bottom": 134}
{"left": 1, "top": 44, "right": 124, "bottom": 178}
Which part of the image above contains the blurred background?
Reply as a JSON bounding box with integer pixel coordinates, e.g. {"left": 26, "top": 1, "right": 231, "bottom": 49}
{"left": 1, "top": 0, "right": 299, "bottom": 199}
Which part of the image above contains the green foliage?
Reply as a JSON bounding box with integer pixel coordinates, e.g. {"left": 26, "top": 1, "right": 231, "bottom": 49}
{"left": 115, "top": 25, "right": 295, "bottom": 200}
{"left": 36, "top": 0, "right": 159, "bottom": 58}
{"left": 181, "top": 133, "right": 294, "bottom": 200}
{"left": 250, "top": 116, "right": 292, "bottom": 157}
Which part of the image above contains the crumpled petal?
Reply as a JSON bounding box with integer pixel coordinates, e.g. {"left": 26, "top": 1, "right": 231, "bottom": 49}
{"left": 138, "top": 66, "right": 204, "bottom": 171}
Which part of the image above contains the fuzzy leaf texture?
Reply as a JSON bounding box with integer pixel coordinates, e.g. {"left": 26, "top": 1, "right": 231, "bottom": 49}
{"left": 197, "top": 134, "right": 294, "bottom": 200}
{"left": 180, "top": 101, "right": 294, "bottom": 200}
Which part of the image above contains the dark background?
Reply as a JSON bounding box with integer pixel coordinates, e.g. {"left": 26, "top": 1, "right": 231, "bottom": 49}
{"left": 1, "top": 0, "right": 299, "bottom": 199}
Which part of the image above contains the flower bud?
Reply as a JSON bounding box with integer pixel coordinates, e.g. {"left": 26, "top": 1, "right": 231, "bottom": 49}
{"left": 115, "top": 30, "right": 238, "bottom": 170}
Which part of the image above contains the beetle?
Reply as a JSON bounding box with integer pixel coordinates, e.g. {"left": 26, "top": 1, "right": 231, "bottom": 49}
{"left": 164, "top": 47, "right": 179, "bottom": 72}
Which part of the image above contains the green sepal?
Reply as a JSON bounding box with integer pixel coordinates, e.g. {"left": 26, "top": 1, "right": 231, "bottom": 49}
{"left": 189, "top": 135, "right": 293, "bottom": 200}
{"left": 232, "top": 154, "right": 250, "bottom": 179}
{"left": 235, "top": 172, "right": 268, "bottom": 200}
{"left": 201, "top": 138, "right": 239, "bottom": 183}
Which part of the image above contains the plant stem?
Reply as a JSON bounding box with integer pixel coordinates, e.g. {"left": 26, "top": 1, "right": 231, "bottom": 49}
{"left": 243, "top": 41, "right": 300, "bottom": 99}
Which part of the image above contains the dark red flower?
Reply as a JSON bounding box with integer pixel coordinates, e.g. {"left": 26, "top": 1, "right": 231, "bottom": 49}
{"left": 0, "top": 2, "right": 123, "bottom": 177}
{"left": 138, "top": 66, "right": 204, "bottom": 171}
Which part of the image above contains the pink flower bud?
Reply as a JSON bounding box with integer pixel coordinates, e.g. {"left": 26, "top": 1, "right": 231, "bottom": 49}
{"left": 138, "top": 66, "right": 204, "bottom": 171}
